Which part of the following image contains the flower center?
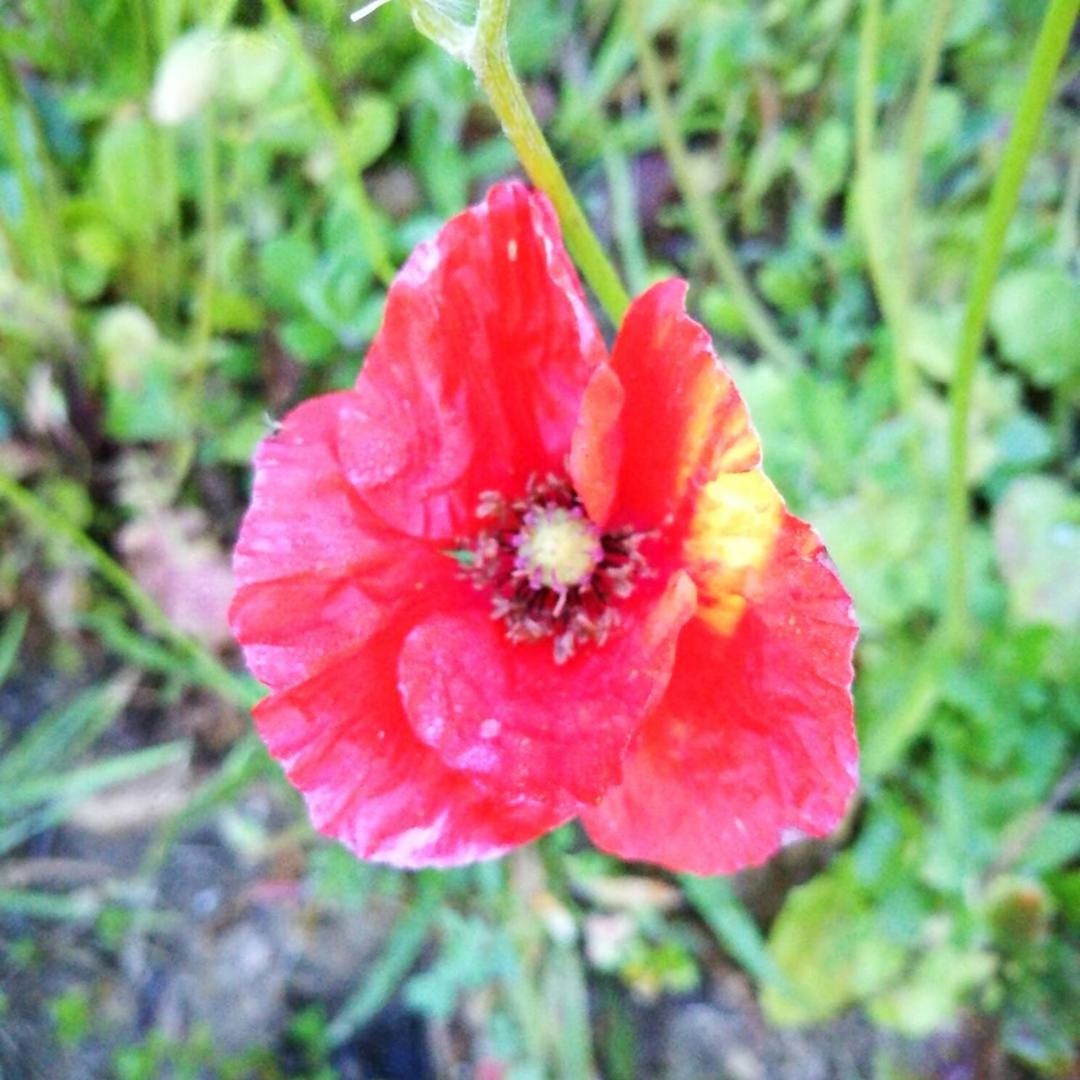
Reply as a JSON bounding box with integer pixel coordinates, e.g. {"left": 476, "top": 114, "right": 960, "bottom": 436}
{"left": 457, "top": 475, "right": 652, "bottom": 664}
{"left": 515, "top": 506, "right": 602, "bottom": 590}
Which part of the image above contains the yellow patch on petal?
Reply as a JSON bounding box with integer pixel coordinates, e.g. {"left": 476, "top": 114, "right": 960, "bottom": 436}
{"left": 672, "top": 373, "right": 723, "bottom": 501}
{"left": 673, "top": 374, "right": 761, "bottom": 506}
{"left": 683, "top": 470, "right": 783, "bottom": 636}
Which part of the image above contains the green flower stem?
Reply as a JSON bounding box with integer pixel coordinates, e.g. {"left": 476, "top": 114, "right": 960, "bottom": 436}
{"left": 944, "top": 0, "right": 1078, "bottom": 652}
{"left": 265, "top": 0, "right": 395, "bottom": 286}
{"left": 626, "top": 0, "right": 802, "bottom": 371}
{"left": 474, "top": 0, "right": 630, "bottom": 323}
{"left": 408, "top": 0, "right": 631, "bottom": 324}
{"left": 855, "top": 0, "right": 917, "bottom": 414}
{"left": 0, "top": 472, "right": 258, "bottom": 709}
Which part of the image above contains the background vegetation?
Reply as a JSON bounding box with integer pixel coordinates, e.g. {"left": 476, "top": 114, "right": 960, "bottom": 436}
{"left": 1, "top": 0, "right": 1077, "bottom": 1076}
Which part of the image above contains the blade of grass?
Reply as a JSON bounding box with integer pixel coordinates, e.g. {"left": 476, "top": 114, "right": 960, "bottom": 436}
{"left": 140, "top": 733, "right": 274, "bottom": 876}
{"left": 0, "top": 56, "right": 63, "bottom": 292}
{"left": 0, "top": 675, "right": 137, "bottom": 787}
{"left": 0, "top": 742, "right": 189, "bottom": 858}
{"left": 1056, "top": 128, "right": 1080, "bottom": 263}
{"left": 854, "top": 0, "right": 919, "bottom": 420}
{"left": 0, "top": 471, "right": 258, "bottom": 709}
{"left": 79, "top": 610, "right": 209, "bottom": 683}
{"left": 0, "top": 610, "right": 29, "bottom": 686}
{"left": 624, "top": 0, "right": 802, "bottom": 370}
{"left": 547, "top": 940, "right": 597, "bottom": 1080}
{"left": 680, "top": 875, "right": 790, "bottom": 992}
{"left": 327, "top": 870, "right": 446, "bottom": 1046}
{"left": 0, "top": 887, "right": 100, "bottom": 921}
{"left": 896, "top": 0, "right": 952, "bottom": 317}
{"left": 0, "top": 741, "right": 188, "bottom": 816}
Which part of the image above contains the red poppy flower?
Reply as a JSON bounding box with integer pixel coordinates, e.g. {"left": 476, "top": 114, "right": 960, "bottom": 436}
{"left": 230, "top": 181, "right": 858, "bottom": 874}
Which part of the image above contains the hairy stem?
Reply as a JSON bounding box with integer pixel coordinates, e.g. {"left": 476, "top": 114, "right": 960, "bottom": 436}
{"left": 944, "top": 0, "right": 1078, "bottom": 651}
{"left": 626, "top": 0, "right": 801, "bottom": 370}
{"left": 473, "top": 0, "right": 630, "bottom": 322}
{"left": 408, "top": 0, "right": 631, "bottom": 323}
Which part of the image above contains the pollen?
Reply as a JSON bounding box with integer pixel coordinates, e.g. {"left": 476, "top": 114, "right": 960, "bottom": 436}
{"left": 515, "top": 506, "right": 602, "bottom": 590}
{"left": 458, "top": 475, "right": 653, "bottom": 663}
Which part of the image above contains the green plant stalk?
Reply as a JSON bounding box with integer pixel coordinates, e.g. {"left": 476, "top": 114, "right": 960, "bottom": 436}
{"left": 265, "top": 0, "right": 395, "bottom": 286}
{"left": 407, "top": 0, "right": 631, "bottom": 324}
{"left": 0, "top": 472, "right": 257, "bottom": 708}
{"left": 471, "top": 0, "right": 630, "bottom": 323}
{"left": 897, "top": 0, "right": 952, "bottom": 310}
{"left": 626, "top": 0, "right": 801, "bottom": 370}
{"left": 855, "top": 0, "right": 917, "bottom": 415}
{"left": 192, "top": 106, "right": 220, "bottom": 382}
{"left": 944, "top": 0, "right": 1079, "bottom": 651}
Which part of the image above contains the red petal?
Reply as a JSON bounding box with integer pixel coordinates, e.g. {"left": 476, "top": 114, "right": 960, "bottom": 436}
{"left": 607, "top": 280, "right": 762, "bottom": 532}
{"left": 230, "top": 392, "right": 455, "bottom": 691}
{"left": 398, "top": 572, "right": 698, "bottom": 807}
{"left": 581, "top": 513, "right": 858, "bottom": 874}
{"left": 254, "top": 633, "right": 569, "bottom": 867}
{"left": 569, "top": 363, "right": 624, "bottom": 527}
{"left": 339, "top": 181, "right": 607, "bottom": 541}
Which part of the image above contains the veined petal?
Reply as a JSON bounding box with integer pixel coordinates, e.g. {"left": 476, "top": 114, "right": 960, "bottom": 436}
{"left": 230, "top": 392, "right": 456, "bottom": 691}
{"left": 569, "top": 362, "right": 624, "bottom": 527}
{"left": 254, "top": 633, "right": 570, "bottom": 868}
{"left": 339, "top": 181, "right": 607, "bottom": 541}
{"left": 607, "top": 280, "right": 761, "bottom": 532}
{"left": 398, "top": 571, "right": 697, "bottom": 807}
{"left": 581, "top": 513, "right": 858, "bottom": 874}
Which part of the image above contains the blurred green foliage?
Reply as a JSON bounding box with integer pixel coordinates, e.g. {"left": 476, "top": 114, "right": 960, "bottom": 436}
{"left": 1, "top": 0, "right": 1077, "bottom": 1076}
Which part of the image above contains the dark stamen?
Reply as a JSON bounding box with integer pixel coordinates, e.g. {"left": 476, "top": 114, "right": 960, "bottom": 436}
{"left": 457, "top": 474, "right": 653, "bottom": 663}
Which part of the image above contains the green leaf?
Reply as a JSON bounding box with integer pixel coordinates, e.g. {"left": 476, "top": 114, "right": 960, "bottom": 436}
{"left": 93, "top": 115, "right": 160, "bottom": 241}
{"left": 990, "top": 267, "right": 1080, "bottom": 387}
{"left": 762, "top": 856, "right": 906, "bottom": 1026}
{"left": 259, "top": 232, "right": 318, "bottom": 314}
{"left": 993, "top": 476, "right": 1080, "bottom": 630}
{"left": 867, "top": 946, "right": 996, "bottom": 1036}
{"left": 808, "top": 116, "right": 851, "bottom": 204}
{"left": 95, "top": 305, "right": 192, "bottom": 442}
{"left": 348, "top": 94, "right": 398, "bottom": 172}
{"left": 1018, "top": 813, "right": 1080, "bottom": 875}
